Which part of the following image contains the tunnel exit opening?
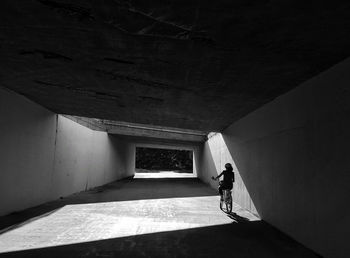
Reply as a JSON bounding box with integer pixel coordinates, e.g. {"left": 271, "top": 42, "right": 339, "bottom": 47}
{"left": 135, "top": 146, "right": 194, "bottom": 178}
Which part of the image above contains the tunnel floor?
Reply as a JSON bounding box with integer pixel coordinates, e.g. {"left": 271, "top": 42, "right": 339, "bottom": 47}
{"left": 0, "top": 173, "right": 320, "bottom": 258}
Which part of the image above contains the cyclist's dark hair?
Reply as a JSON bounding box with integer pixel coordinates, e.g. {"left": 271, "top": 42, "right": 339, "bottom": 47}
{"left": 225, "top": 163, "right": 233, "bottom": 171}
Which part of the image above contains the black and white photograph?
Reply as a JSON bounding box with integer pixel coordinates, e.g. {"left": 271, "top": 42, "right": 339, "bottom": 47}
{"left": 0, "top": 1, "right": 349, "bottom": 257}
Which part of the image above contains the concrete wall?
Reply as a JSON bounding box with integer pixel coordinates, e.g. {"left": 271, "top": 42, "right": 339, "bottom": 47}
{"left": 0, "top": 88, "right": 132, "bottom": 216}
{"left": 51, "top": 116, "right": 132, "bottom": 199}
{"left": 199, "top": 58, "right": 350, "bottom": 258}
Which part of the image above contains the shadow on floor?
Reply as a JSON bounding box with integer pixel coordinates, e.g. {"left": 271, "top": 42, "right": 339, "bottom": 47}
{"left": 0, "top": 177, "right": 216, "bottom": 231}
{"left": 0, "top": 222, "right": 321, "bottom": 258}
{"left": 227, "top": 212, "right": 251, "bottom": 223}
{"left": 0, "top": 177, "right": 323, "bottom": 258}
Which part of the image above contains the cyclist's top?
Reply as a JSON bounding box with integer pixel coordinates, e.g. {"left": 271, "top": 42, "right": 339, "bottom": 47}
{"left": 218, "top": 169, "right": 234, "bottom": 186}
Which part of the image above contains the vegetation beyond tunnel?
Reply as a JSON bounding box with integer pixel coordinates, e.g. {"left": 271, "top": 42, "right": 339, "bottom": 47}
{"left": 135, "top": 147, "right": 193, "bottom": 172}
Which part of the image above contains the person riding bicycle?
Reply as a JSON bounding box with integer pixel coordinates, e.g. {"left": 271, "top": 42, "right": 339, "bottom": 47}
{"left": 211, "top": 163, "right": 235, "bottom": 200}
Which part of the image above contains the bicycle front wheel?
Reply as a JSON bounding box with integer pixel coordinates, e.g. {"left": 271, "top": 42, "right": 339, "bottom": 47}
{"left": 220, "top": 199, "right": 224, "bottom": 211}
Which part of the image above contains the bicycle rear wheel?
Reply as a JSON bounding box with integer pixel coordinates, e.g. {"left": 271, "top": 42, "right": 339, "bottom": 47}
{"left": 225, "top": 197, "right": 232, "bottom": 213}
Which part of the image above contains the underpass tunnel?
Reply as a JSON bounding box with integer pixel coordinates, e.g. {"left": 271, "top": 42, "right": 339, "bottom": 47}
{"left": 0, "top": 99, "right": 316, "bottom": 257}
{"left": 1, "top": 1, "right": 350, "bottom": 256}
{"left": 1, "top": 55, "right": 350, "bottom": 257}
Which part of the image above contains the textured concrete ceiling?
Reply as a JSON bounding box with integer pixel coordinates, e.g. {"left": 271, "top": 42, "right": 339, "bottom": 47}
{"left": 1, "top": 0, "right": 350, "bottom": 131}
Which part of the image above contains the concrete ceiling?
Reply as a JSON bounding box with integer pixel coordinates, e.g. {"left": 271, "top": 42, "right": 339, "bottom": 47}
{"left": 1, "top": 0, "right": 350, "bottom": 131}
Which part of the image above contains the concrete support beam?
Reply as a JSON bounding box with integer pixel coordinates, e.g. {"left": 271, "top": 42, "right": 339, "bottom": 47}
{"left": 64, "top": 116, "right": 208, "bottom": 142}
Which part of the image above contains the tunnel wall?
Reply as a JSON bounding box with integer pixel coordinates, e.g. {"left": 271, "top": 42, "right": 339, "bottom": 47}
{"left": 0, "top": 88, "right": 131, "bottom": 216}
{"left": 199, "top": 58, "right": 350, "bottom": 258}
{"left": 50, "top": 116, "right": 132, "bottom": 199}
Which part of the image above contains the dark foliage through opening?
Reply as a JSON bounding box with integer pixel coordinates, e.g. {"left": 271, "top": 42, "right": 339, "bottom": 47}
{"left": 135, "top": 147, "right": 193, "bottom": 172}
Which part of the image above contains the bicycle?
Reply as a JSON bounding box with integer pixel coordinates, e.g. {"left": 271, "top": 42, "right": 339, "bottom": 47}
{"left": 211, "top": 176, "right": 233, "bottom": 213}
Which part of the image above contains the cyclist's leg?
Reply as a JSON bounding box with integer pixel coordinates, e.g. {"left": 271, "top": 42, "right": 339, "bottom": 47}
{"left": 220, "top": 182, "right": 229, "bottom": 200}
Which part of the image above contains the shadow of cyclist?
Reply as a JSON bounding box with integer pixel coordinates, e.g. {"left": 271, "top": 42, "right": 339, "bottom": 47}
{"left": 227, "top": 212, "right": 250, "bottom": 223}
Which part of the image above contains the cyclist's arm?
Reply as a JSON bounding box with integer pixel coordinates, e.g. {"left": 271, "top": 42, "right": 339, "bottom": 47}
{"left": 214, "top": 171, "right": 224, "bottom": 180}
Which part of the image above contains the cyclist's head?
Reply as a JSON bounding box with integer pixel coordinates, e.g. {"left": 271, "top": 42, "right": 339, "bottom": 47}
{"left": 225, "top": 163, "right": 233, "bottom": 171}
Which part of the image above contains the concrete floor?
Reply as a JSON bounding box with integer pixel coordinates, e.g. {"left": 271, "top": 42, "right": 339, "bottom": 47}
{"left": 134, "top": 171, "right": 196, "bottom": 178}
{"left": 0, "top": 173, "right": 320, "bottom": 258}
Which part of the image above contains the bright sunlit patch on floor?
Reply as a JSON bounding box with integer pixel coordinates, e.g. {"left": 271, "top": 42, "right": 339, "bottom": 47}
{"left": 0, "top": 196, "right": 259, "bottom": 253}
{"left": 134, "top": 171, "right": 196, "bottom": 178}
